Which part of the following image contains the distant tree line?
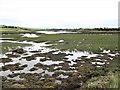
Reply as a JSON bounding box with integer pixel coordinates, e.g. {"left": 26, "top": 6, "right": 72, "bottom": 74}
{"left": 0, "top": 25, "right": 31, "bottom": 30}
{"left": 88, "top": 27, "right": 119, "bottom": 31}
{"left": 0, "top": 25, "right": 119, "bottom": 31}
{"left": 50, "top": 28, "right": 119, "bottom": 31}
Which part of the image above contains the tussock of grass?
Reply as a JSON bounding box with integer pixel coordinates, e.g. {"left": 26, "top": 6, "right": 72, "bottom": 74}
{"left": 81, "top": 72, "right": 118, "bottom": 88}
{"left": 108, "top": 72, "right": 118, "bottom": 88}
{"left": 81, "top": 59, "right": 119, "bottom": 89}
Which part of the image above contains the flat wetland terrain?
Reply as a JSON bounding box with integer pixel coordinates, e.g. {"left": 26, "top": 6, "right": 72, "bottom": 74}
{"left": 0, "top": 26, "right": 120, "bottom": 89}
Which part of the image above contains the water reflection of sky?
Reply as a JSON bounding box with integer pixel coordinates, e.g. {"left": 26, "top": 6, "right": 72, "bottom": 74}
{"left": 0, "top": 39, "right": 118, "bottom": 81}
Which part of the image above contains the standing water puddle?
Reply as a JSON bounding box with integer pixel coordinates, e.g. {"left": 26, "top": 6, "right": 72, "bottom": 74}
{"left": 36, "top": 31, "right": 79, "bottom": 34}
{"left": 0, "top": 39, "right": 118, "bottom": 81}
{"left": 21, "top": 33, "right": 38, "bottom": 38}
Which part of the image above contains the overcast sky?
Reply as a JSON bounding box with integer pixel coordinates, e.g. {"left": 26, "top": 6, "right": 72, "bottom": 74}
{"left": 0, "top": 0, "right": 119, "bottom": 29}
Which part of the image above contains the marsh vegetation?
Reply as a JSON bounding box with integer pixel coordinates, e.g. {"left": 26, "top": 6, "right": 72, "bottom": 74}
{"left": 0, "top": 26, "right": 119, "bottom": 89}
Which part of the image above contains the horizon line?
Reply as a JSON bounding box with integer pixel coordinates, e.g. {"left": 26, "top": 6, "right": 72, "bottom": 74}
{"left": 0, "top": 25, "right": 119, "bottom": 29}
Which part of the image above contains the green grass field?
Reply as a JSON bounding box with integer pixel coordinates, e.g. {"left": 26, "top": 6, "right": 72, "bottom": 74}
{"left": 2, "top": 33, "right": 118, "bottom": 53}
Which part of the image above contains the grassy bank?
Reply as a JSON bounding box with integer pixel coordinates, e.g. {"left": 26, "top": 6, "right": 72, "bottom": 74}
{"left": 80, "top": 57, "right": 119, "bottom": 89}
